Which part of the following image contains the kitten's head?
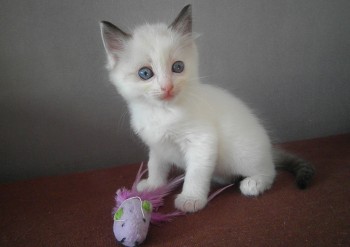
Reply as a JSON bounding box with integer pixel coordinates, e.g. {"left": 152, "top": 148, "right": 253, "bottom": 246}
{"left": 100, "top": 5, "right": 198, "bottom": 105}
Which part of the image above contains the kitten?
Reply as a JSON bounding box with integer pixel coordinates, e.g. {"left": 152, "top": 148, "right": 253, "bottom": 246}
{"left": 100, "top": 5, "right": 314, "bottom": 213}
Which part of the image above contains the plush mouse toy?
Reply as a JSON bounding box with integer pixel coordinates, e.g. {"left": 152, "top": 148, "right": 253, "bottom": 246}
{"left": 112, "top": 163, "right": 233, "bottom": 247}
{"left": 112, "top": 164, "right": 184, "bottom": 247}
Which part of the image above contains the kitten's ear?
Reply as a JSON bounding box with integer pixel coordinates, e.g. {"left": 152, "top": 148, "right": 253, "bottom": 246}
{"left": 169, "top": 4, "right": 192, "bottom": 35}
{"left": 100, "top": 21, "right": 131, "bottom": 68}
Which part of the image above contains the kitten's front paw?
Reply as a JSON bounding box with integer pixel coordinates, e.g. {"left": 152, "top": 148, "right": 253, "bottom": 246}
{"left": 240, "top": 177, "right": 260, "bottom": 196}
{"left": 239, "top": 176, "right": 272, "bottom": 196}
{"left": 175, "top": 193, "right": 208, "bottom": 213}
{"left": 136, "top": 179, "right": 165, "bottom": 192}
{"left": 136, "top": 179, "right": 151, "bottom": 192}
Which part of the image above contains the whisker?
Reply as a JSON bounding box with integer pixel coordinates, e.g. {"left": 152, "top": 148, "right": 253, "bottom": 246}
{"left": 117, "top": 107, "right": 129, "bottom": 131}
{"left": 187, "top": 75, "right": 211, "bottom": 82}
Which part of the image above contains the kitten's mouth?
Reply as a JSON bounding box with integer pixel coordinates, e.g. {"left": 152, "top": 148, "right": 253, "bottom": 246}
{"left": 160, "top": 89, "right": 178, "bottom": 101}
{"left": 162, "top": 91, "right": 175, "bottom": 101}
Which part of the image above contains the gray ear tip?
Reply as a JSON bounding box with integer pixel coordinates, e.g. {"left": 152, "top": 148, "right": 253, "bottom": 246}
{"left": 169, "top": 4, "right": 193, "bottom": 34}
{"left": 185, "top": 4, "right": 192, "bottom": 11}
{"left": 100, "top": 21, "right": 115, "bottom": 29}
{"left": 182, "top": 4, "right": 192, "bottom": 16}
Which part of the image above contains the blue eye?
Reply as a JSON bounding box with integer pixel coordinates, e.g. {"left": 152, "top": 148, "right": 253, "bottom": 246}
{"left": 172, "top": 61, "right": 184, "bottom": 73}
{"left": 138, "top": 67, "right": 154, "bottom": 80}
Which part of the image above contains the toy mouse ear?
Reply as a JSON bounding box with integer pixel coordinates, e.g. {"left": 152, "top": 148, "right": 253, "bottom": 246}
{"left": 114, "top": 207, "right": 124, "bottom": 221}
{"left": 169, "top": 4, "right": 192, "bottom": 35}
{"left": 142, "top": 201, "right": 152, "bottom": 213}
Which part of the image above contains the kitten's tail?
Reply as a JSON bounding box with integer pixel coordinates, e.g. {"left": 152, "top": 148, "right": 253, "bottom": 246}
{"left": 273, "top": 148, "right": 315, "bottom": 189}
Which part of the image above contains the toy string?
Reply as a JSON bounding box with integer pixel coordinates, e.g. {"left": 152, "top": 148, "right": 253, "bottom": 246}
{"left": 208, "top": 183, "right": 234, "bottom": 202}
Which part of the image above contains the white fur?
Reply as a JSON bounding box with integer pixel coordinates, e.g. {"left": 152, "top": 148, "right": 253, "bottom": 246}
{"left": 102, "top": 23, "right": 276, "bottom": 212}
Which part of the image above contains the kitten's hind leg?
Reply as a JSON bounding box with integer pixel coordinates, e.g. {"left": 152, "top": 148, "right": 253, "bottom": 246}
{"left": 239, "top": 174, "right": 275, "bottom": 196}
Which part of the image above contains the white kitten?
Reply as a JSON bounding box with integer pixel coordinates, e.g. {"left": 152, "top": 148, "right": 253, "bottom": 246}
{"left": 100, "top": 5, "right": 314, "bottom": 213}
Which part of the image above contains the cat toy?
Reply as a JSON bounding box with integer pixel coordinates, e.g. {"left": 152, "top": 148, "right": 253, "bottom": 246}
{"left": 112, "top": 163, "right": 233, "bottom": 247}
{"left": 112, "top": 163, "right": 184, "bottom": 247}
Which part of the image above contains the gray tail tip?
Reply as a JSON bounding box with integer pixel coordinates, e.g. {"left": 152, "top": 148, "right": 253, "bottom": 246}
{"left": 296, "top": 167, "right": 315, "bottom": 189}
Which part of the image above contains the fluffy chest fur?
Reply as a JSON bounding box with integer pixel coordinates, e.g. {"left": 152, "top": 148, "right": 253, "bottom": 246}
{"left": 129, "top": 101, "right": 199, "bottom": 169}
{"left": 130, "top": 103, "right": 184, "bottom": 145}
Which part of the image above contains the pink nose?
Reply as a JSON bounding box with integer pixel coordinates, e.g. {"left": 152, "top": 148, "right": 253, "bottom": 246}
{"left": 161, "top": 84, "right": 174, "bottom": 93}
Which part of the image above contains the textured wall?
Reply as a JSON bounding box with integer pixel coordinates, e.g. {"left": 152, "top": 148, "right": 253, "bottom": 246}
{"left": 1, "top": 0, "right": 349, "bottom": 182}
